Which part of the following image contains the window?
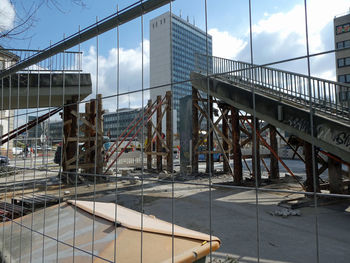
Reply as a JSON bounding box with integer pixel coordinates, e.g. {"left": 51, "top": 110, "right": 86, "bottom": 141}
{"left": 337, "top": 57, "right": 350, "bottom": 68}
{"left": 346, "top": 40, "right": 350, "bottom": 48}
{"left": 337, "top": 41, "right": 344, "bottom": 49}
{"left": 336, "top": 40, "right": 350, "bottom": 49}
{"left": 339, "top": 75, "right": 346, "bottom": 82}
{"left": 338, "top": 58, "right": 345, "bottom": 67}
{"left": 336, "top": 23, "right": 350, "bottom": 34}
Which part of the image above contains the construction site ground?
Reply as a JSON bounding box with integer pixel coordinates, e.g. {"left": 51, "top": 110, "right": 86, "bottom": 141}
{"left": 1, "top": 154, "right": 350, "bottom": 263}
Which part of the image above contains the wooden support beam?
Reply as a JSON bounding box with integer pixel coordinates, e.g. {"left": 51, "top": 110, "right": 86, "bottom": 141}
{"left": 304, "top": 141, "right": 320, "bottom": 192}
{"left": 62, "top": 96, "right": 78, "bottom": 184}
{"left": 252, "top": 118, "right": 261, "bottom": 184}
{"left": 84, "top": 102, "right": 92, "bottom": 172}
{"left": 328, "top": 156, "right": 343, "bottom": 194}
{"left": 193, "top": 104, "right": 230, "bottom": 149}
{"left": 156, "top": 95, "right": 162, "bottom": 172}
{"left": 150, "top": 119, "right": 169, "bottom": 152}
{"left": 66, "top": 145, "right": 96, "bottom": 167}
{"left": 96, "top": 94, "right": 103, "bottom": 176}
{"left": 166, "top": 91, "right": 173, "bottom": 173}
{"left": 192, "top": 88, "right": 199, "bottom": 173}
{"left": 269, "top": 125, "right": 279, "bottom": 179}
{"left": 222, "top": 108, "right": 230, "bottom": 173}
{"left": 232, "top": 106, "right": 242, "bottom": 184}
{"left": 70, "top": 109, "right": 103, "bottom": 136}
{"left": 275, "top": 129, "right": 305, "bottom": 162}
{"left": 261, "top": 157, "right": 270, "bottom": 174}
{"left": 206, "top": 95, "right": 214, "bottom": 174}
{"left": 147, "top": 99, "right": 152, "bottom": 170}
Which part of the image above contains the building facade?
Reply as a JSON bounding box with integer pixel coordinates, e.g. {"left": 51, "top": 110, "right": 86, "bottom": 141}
{"left": 103, "top": 108, "right": 145, "bottom": 140}
{"left": 27, "top": 116, "right": 43, "bottom": 139}
{"left": 48, "top": 121, "right": 63, "bottom": 144}
{"left": 334, "top": 12, "right": 350, "bottom": 84}
{"left": 150, "top": 12, "right": 212, "bottom": 132}
{"left": 0, "top": 47, "right": 19, "bottom": 156}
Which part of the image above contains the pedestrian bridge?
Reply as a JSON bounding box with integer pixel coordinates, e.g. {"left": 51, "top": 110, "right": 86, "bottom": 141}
{"left": 191, "top": 55, "right": 350, "bottom": 163}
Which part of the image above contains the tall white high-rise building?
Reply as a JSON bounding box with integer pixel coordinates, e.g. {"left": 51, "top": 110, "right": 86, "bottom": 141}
{"left": 150, "top": 12, "right": 212, "bottom": 133}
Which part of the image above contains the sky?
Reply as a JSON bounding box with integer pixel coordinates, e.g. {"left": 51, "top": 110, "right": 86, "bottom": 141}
{"left": 1, "top": 0, "right": 350, "bottom": 113}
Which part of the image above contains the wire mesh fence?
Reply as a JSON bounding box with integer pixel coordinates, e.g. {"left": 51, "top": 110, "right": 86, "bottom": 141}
{"left": 1, "top": 0, "right": 350, "bottom": 262}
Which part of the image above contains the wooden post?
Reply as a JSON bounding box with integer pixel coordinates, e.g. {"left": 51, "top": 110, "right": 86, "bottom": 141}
{"left": 206, "top": 96, "right": 214, "bottom": 174}
{"left": 84, "top": 102, "right": 91, "bottom": 170}
{"left": 96, "top": 94, "right": 103, "bottom": 177}
{"left": 304, "top": 141, "right": 320, "bottom": 192}
{"left": 156, "top": 95, "right": 162, "bottom": 172}
{"left": 89, "top": 99, "right": 96, "bottom": 176}
{"left": 147, "top": 99, "right": 152, "bottom": 170}
{"left": 166, "top": 91, "right": 173, "bottom": 173}
{"left": 231, "top": 107, "right": 242, "bottom": 184}
{"left": 252, "top": 117, "right": 261, "bottom": 184}
{"left": 328, "top": 156, "right": 343, "bottom": 194}
{"left": 62, "top": 96, "right": 78, "bottom": 184}
{"left": 192, "top": 88, "right": 199, "bottom": 174}
{"left": 222, "top": 106, "right": 230, "bottom": 173}
{"left": 269, "top": 125, "right": 279, "bottom": 179}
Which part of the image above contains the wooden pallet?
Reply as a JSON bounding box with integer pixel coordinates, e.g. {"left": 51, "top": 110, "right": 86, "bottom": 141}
{"left": 11, "top": 194, "right": 61, "bottom": 209}
{"left": 0, "top": 201, "right": 31, "bottom": 220}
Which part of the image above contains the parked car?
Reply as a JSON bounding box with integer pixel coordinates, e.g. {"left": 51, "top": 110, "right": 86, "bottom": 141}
{"left": 0, "top": 155, "right": 9, "bottom": 166}
{"left": 12, "top": 147, "right": 23, "bottom": 156}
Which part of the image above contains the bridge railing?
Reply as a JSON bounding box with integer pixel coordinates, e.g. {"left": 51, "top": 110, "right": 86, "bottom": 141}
{"left": 194, "top": 54, "right": 350, "bottom": 121}
{"left": 0, "top": 48, "right": 82, "bottom": 72}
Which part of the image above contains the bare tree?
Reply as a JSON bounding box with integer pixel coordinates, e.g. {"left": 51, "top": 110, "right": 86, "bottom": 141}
{"left": 0, "top": 0, "right": 86, "bottom": 40}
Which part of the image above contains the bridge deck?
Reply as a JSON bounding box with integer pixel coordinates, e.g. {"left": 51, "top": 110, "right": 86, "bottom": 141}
{"left": 191, "top": 55, "right": 350, "bottom": 162}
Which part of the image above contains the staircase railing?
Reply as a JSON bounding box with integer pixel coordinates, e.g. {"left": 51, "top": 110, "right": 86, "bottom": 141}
{"left": 194, "top": 54, "right": 350, "bottom": 121}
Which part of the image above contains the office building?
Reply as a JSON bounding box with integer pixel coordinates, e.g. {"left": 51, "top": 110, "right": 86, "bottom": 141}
{"left": 48, "top": 121, "right": 63, "bottom": 144}
{"left": 103, "top": 108, "right": 145, "bottom": 140}
{"left": 150, "top": 12, "right": 212, "bottom": 132}
{"left": 335, "top": 12, "right": 350, "bottom": 84}
{"left": 27, "top": 116, "right": 43, "bottom": 139}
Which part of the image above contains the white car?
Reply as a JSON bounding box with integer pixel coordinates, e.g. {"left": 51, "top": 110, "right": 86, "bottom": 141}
{"left": 12, "top": 147, "right": 23, "bottom": 155}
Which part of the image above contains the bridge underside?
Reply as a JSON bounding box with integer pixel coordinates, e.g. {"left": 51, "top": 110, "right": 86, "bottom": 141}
{"left": 191, "top": 72, "right": 350, "bottom": 163}
{"left": 0, "top": 73, "right": 92, "bottom": 109}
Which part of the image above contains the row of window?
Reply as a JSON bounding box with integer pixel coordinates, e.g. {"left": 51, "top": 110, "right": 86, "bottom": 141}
{"left": 338, "top": 74, "right": 350, "bottom": 83}
{"left": 336, "top": 40, "right": 350, "bottom": 49}
{"left": 172, "top": 18, "right": 211, "bottom": 40}
{"left": 338, "top": 57, "right": 350, "bottom": 68}
{"left": 336, "top": 23, "right": 350, "bottom": 35}
{"left": 152, "top": 18, "right": 166, "bottom": 29}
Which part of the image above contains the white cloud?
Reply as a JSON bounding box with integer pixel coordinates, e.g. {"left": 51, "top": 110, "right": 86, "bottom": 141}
{"left": 82, "top": 40, "right": 150, "bottom": 111}
{"left": 208, "top": 28, "right": 247, "bottom": 59}
{"left": 0, "top": 0, "right": 15, "bottom": 32}
{"left": 207, "top": 0, "right": 348, "bottom": 81}
{"left": 252, "top": 0, "right": 350, "bottom": 53}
